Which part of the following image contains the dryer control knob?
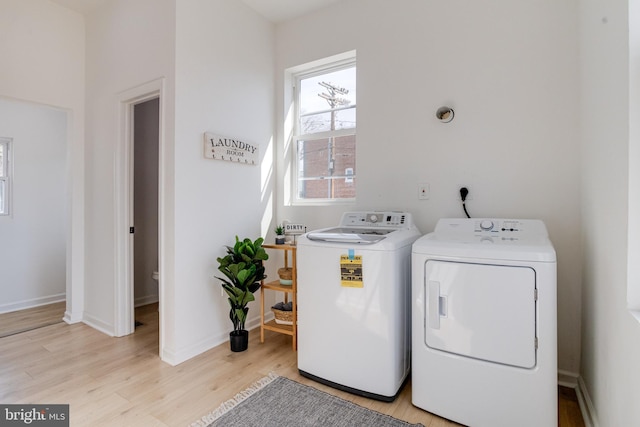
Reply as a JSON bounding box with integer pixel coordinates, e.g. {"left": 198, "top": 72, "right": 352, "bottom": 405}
{"left": 369, "top": 214, "right": 379, "bottom": 223}
{"left": 480, "top": 220, "right": 494, "bottom": 231}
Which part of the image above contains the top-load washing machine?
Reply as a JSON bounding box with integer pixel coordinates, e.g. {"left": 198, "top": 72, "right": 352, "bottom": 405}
{"left": 297, "top": 211, "right": 421, "bottom": 401}
{"left": 411, "top": 218, "right": 557, "bottom": 427}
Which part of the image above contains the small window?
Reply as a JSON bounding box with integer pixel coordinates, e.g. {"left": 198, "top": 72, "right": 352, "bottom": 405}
{"left": 293, "top": 58, "right": 356, "bottom": 203}
{"left": 0, "top": 138, "right": 11, "bottom": 215}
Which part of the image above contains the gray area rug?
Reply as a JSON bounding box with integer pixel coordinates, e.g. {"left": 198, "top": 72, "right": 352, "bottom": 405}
{"left": 191, "top": 373, "right": 424, "bottom": 427}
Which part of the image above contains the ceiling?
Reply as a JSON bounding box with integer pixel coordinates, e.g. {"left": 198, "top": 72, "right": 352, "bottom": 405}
{"left": 49, "top": 0, "right": 344, "bottom": 23}
{"left": 240, "top": 0, "right": 344, "bottom": 23}
{"left": 49, "top": 0, "right": 106, "bottom": 15}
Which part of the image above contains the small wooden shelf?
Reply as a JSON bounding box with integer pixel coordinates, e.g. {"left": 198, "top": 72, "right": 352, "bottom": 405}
{"left": 262, "top": 280, "right": 294, "bottom": 293}
{"left": 262, "top": 319, "right": 294, "bottom": 335}
{"left": 260, "top": 244, "right": 297, "bottom": 350}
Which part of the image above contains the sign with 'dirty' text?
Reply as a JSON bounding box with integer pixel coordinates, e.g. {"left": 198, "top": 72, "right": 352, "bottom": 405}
{"left": 284, "top": 223, "right": 306, "bottom": 235}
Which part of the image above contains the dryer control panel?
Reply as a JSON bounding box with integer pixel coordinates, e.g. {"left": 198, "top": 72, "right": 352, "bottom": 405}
{"left": 474, "top": 219, "right": 527, "bottom": 233}
{"left": 434, "top": 218, "right": 549, "bottom": 242}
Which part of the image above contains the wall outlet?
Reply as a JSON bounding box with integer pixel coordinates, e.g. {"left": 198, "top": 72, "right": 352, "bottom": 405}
{"left": 458, "top": 186, "right": 473, "bottom": 201}
{"left": 418, "top": 183, "right": 430, "bottom": 200}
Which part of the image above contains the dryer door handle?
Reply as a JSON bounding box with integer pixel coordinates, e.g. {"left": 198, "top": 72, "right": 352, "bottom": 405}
{"left": 428, "top": 281, "right": 441, "bottom": 329}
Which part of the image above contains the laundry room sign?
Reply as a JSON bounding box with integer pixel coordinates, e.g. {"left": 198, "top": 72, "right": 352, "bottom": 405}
{"left": 203, "top": 132, "right": 259, "bottom": 165}
{"left": 340, "top": 254, "right": 363, "bottom": 288}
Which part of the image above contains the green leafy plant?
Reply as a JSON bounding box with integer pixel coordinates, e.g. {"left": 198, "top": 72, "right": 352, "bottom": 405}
{"left": 274, "top": 225, "right": 285, "bottom": 236}
{"left": 216, "top": 236, "right": 269, "bottom": 332}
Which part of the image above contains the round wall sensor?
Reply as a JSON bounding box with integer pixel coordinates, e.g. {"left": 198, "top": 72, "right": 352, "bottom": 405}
{"left": 436, "top": 106, "right": 454, "bottom": 123}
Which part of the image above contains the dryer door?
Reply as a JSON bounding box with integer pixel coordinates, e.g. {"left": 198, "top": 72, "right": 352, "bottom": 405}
{"left": 424, "top": 260, "right": 537, "bottom": 368}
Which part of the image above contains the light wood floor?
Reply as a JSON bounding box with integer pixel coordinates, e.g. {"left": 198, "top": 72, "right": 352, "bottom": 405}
{"left": 0, "top": 301, "right": 65, "bottom": 338}
{"left": 1, "top": 303, "right": 585, "bottom": 426}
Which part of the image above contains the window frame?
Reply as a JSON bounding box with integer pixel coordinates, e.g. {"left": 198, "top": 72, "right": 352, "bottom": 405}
{"left": 291, "top": 57, "right": 356, "bottom": 206}
{"left": 627, "top": 0, "right": 640, "bottom": 321}
{"left": 0, "top": 137, "right": 11, "bottom": 216}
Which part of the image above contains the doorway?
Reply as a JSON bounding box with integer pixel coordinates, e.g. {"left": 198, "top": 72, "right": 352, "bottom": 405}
{"left": 114, "top": 78, "right": 164, "bottom": 349}
{"left": 0, "top": 98, "right": 68, "bottom": 336}
{"left": 133, "top": 98, "right": 159, "bottom": 321}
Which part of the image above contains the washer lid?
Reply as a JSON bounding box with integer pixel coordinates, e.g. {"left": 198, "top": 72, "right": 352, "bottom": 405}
{"left": 307, "top": 227, "right": 392, "bottom": 244}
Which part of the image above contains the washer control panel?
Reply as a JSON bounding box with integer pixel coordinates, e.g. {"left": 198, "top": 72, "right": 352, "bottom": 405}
{"left": 339, "top": 211, "right": 413, "bottom": 228}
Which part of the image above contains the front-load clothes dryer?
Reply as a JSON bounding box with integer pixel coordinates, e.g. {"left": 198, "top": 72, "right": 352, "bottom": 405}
{"left": 411, "top": 218, "right": 557, "bottom": 427}
{"left": 297, "top": 212, "right": 421, "bottom": 401}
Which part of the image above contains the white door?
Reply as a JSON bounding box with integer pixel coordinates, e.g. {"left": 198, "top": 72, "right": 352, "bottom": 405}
{"left": 424, "top": 260, "right": 537, "bottom": 368}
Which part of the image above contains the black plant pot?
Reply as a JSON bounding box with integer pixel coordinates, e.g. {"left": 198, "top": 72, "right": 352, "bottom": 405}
{"left": 275, "top": 236, "right": 285, "bottom": 245}
{"left": 229, "top": 329, "right": 249, "bottom": 352}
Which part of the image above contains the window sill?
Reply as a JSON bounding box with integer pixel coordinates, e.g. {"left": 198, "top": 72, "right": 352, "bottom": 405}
{"left": 292, "top": 198, "right": 356, "bottom": 207}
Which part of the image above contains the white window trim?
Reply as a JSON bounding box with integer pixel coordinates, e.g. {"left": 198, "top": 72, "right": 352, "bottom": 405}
{"left": 0, "top": 137, "right": 11, "bottom": 216}
{"left": 290, "top": 54, "right": 357, "bottom": 206}
{"left": 627, "top": 0, "right": 640, "bottom": 323}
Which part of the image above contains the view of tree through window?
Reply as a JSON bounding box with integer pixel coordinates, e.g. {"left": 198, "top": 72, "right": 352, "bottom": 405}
{"left": 295, "top": 63, "right": 356, "bottom": 201}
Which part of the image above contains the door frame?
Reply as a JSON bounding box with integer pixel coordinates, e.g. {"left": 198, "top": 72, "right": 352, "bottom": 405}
{"left": 114, "top": 78, "right": 165, "bottom": 344}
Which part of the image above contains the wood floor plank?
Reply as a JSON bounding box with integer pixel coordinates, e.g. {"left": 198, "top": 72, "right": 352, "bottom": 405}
{"left": 0, "top": 303, "right": 585, "bottom": 426}
{"left": 0, "top": 301, "right": 65, "bottom": 338}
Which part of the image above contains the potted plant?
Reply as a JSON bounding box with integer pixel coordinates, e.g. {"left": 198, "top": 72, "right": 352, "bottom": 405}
{"left": 274, "top": 225, "right": 286, "bottom": 245}
{"left": 216, "top": 236, "right": 269, "bottom": 352}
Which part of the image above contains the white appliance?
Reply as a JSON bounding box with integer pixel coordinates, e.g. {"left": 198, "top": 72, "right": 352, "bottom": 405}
{"left": 411, "top": 218, "right": 557, "bottom": 427}
{"left": 297, "top": 211, "right": 421, "bottom": 401}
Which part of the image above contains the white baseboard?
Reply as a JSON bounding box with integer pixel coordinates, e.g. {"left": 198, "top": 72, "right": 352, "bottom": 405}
{"left": 134, "top": 294, "right": 159, "bottom": 307}
{"left": 556, "top": 370, "right": 598, "bottom": 427}
{"left": 576, "top": 376, "right": 599, "bottom": 427}
{"left": 63, "top": 310, "right": 83, "bottom": 324}
{"left": 162, "top": 334, "right": 220, "bottom": 366}
{"left": 558, "top": 369, "right": 579, "bottom": 388}
{"left": 82, "top": 313, "right": 115, "bottom": 337}
{"left": 160, "top": 312, "right": 274, "bottom": 366}
{"left": 0, "top": 293, "right": 65, "bottom": 314}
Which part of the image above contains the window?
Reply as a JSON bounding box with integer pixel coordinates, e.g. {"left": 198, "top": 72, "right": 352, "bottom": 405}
{"left": 0, "top": 138, "right": 11, "bottom": 215}
{"left": 293, "top": 58, "right": 356, "bottom": 203}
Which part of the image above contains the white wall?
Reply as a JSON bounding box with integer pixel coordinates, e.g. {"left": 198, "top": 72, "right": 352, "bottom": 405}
{"left": 579, "top": 0, "right": 640, "bottom": 425}
{"left": 0, "top": 0, "right": 85, "bottom": 322}
{"left": 84, "top": 0, "right": 175, "bottom": 335}
{"left": 171, "top": 0, "right": 274, "bottom": 363}
{"left": 84, "top": 0, "right": 274, "bottom": 364}
{"left": 0, "top": 99, "right": 67, "bottom": 312}
{"left": 276, "top": 0, "right": 583, "bottom": 374}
